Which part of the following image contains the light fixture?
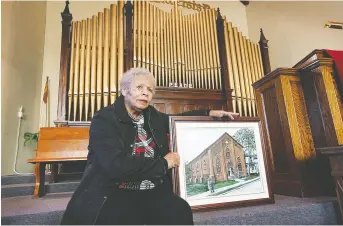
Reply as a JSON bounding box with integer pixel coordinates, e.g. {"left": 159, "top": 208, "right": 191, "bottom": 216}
{"left": 325, "top": 21, "right": 343, "bottom": 30}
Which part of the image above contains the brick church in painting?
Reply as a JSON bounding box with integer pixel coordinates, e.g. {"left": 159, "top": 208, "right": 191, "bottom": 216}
{"left": 186, "top": 133, "right": 247, "bottom": 183}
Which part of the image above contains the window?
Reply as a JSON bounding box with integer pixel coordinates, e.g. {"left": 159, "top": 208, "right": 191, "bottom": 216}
{"left": 216, "top": 155, "right": 221, "bottom": 174}
{"left": 226, "top": 150, "right": 231, "bottom": 159}
{"left": 203, "top": 160, "right": 207, "bottom": 171}
{"left": 237, "top": 157, "right": 242, "bottom": 172}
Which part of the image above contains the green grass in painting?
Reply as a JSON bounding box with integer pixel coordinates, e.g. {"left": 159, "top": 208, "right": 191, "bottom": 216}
{"left": 213, "top": 180, "right": 238, "bottom": 189}
{"left": 187, "top": 183, "right": 208, "bottom": 196}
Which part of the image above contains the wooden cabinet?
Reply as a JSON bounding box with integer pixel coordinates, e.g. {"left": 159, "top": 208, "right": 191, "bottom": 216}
{"left": 253, "top": 68, "right": 332, "bottom": 197}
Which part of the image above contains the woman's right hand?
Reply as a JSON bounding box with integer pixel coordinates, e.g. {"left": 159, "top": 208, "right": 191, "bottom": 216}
{"left": 164, "top": 152, "right": 180, "bottom": 169}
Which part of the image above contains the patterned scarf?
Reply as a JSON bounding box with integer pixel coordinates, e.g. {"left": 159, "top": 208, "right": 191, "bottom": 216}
{"left": 118, "top": 113, "right": 158, "bottom": 190}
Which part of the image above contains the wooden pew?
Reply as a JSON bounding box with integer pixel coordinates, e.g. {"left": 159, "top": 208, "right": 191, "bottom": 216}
{"left": 28, "top": 127, "right": 89, "bottom": 197}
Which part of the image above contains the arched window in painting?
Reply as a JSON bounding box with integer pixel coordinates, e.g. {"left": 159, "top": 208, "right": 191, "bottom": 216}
{"left": 237, "top": 157, "right": 242, "bottom": 172}
{"left": 203, "top": 160, "right": 207, "bottom": 171}
{"left": 216, "top": 155, "right": 221, "bottom": 174}
{"left": 226, "top": 150, "right": 231, "bottom": 159}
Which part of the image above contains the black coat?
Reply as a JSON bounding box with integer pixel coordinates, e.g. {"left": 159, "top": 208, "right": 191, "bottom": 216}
{"left": 61, "top": 95, "right": 209, "bottom": 225}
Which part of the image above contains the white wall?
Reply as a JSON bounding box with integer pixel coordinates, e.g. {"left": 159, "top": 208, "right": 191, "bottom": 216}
{"left": 1, "top": 1, "right": 47, "bottom": 175}
{"left": 40, "top": 1, "right": 248, "bottom": 126}
{"left": 246, "top": 1, "right": 343, "bottom": 70}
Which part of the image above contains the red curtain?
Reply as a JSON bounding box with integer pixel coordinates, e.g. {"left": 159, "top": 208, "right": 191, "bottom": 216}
{"left": 325, "top": 50, "right": 343, "bottom": 97}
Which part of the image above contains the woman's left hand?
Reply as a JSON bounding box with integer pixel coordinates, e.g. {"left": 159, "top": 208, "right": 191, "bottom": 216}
{"left": 209, "top": 110, "right": 240, "bottom": 120}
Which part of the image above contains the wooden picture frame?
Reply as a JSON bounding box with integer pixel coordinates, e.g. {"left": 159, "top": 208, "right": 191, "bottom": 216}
{"left": 169, "top": 116, "right": 274, "bottom": 211}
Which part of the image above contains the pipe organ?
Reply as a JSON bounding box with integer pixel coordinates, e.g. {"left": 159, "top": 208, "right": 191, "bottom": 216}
{"left": 60, "top": 0, "right": 270, "bottom": 124}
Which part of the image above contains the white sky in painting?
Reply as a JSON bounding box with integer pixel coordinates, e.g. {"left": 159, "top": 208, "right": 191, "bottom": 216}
{"left": 174, "top": 122, "right": 252, "bottom": 163}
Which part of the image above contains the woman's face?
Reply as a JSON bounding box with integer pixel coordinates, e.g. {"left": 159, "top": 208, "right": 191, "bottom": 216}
{"left": 123, "top": 75, "right": 155, "bottom": 112}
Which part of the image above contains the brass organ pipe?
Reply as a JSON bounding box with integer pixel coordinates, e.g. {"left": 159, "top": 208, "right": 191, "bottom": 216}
{"left": 205, "top": 10, "right": 214, "bottom": 89}
{"left": 85, "top": 18, "right": 92, "bottom": 121}
{"left": 137, "top": 1, "right": 141, "bottom": 67}
{"left": 199, "top": 12, "right": 207, "bottom": 89}
{"left": 184, "top": 15, "right": 191, "bottom": 87}
{"left": 103, "top": 8, "right": 110, "bottom": 107}
{"left": 207, "top": 12, "right": 215, "bottom": 89}
{"left": 201, "top": 11, "right": 210, "bottom": 89}
{"left": 233, "top": 28, "right": 247, "bottom": 116}
{"left": 192, "top": 14, "right": 201, "bottom": 88}
{"left": 73, "top": 22, "right": 81, "bottom": 121}
{"left": 153, "top": 6, "right": 158, "bottom": 84}
{"left": 172, "top": 7, "right": 177, "bottom": 84}
{"left": 246, "top": 40, "right": 257, "bottom": 116}
{"left": 163, "top": 11, "right": 167, "bottom": 86}
{"left": 133, "top": 0, "right": 137, "bottom": 67}
{"left": 117, "top": 0, "right": 124, "bottom": 89}
{"left": 189, "top": 14, "right": 196, "bottom": 88}
{"left": 223, "top": 19, "right": 236, "bottom": 113}
{"left": 149, "top": 4, "right": 153, "bottom": 73}
{"left": 188, "top": 15, "right": 197, "bottom": 88}
{"left": 141, "top": 1, "right": 146, "bottom": 68}
{"left": 68, "top": 22, "right": 76, "bottom": 120}
{"left": 255, "top": 43, "right": 263, "bottom": 79}
{"left": 249, "top": 41, "right": 258, "bottom": 84}
{"left": 161, "top": 11, "right": 167, "bottom": 86}
{"left": 227, "top": 22, "right": 242, "bottom": 114}
{"left": 96, "top": 12, "right": 103, "bottom": 111}
{"left": 79, "top": 20, "right": 86, "bottom": 121}
{"left": 179, "top": 9, "right": 186, "bottom": 86}
{"left": 252, "top": 42, "right": 259, "bottom": 116}
{"left": 243, "top": 37, "right": 255, "bottom": 117}
{"left": 147, "top": 3, "right": 151, "bottom": 72}
{"left": 251, "top": 42, "right": 259, "bottom": 81}
{"left": 196, "top": 13, "right": 204, "bottom": 88}
{"left": 90, "top": 16, "right": 97, "bottom": 117}
{"left": 211, "top": 9, "right": 220, "bottom": 90}
{"left": 163, "top": 12, "right": 168, "bottom": 86}
{"left": 156, "top": 9, "right": 161, "bottom": 86}
{"left": 188, "top": 15, "right": 195, "bottom": 88}
{"left": 238, "top": 32, "right": 252, "bottom": 117}
{"left": 110, "top": 4, "right": 117, "bottom": 105}
{"left": 168, "top": 13, "right": 173, "bottom": 85}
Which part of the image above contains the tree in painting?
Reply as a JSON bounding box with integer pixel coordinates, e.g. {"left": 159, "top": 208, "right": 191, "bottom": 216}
{"left": 233, "top": 128, "right": 257, "bottom": 175}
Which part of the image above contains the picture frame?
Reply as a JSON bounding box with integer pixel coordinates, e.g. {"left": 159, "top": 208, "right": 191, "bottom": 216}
{"left": 169, "top": 116, "right": 274, "bottom": 211}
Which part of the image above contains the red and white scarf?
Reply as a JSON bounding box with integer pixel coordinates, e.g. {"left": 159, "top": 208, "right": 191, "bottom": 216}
{"left": 119, "top": 114, "right": 158, "bottom": 190}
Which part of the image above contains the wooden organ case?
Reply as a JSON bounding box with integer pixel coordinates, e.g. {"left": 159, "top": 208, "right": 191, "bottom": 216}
{"left": 55, "top": 0, "right": 270, "bottom": 127}
{"left": 47, "top": 1, "right": 272, "bottom": 177}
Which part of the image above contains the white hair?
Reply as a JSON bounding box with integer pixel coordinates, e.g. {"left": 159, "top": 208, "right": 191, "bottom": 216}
{"left": 119, "top": 67, "right": 156, "bottom": 94}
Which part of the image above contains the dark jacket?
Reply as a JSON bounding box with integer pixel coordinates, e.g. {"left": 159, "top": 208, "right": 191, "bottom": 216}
{"left": 61, "top": 95, "right": 209, "bottom": 225}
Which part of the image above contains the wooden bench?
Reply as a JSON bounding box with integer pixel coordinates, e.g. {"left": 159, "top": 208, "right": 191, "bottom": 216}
{"left": 28, "top": 127, "right": 89, "bottom": 197}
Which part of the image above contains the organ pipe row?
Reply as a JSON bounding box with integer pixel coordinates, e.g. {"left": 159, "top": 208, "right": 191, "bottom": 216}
{"left": 67, "top": 0, "right": 264, "bottom": 121}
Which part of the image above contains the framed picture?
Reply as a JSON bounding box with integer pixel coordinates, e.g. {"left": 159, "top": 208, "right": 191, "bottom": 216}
{"left": 169, "top": 116, "right": 274, "bottom": 211}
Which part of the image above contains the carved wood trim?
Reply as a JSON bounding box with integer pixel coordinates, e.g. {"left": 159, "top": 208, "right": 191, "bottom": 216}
{"left": 56, "top": 1, "right": 73, "bottom": 124}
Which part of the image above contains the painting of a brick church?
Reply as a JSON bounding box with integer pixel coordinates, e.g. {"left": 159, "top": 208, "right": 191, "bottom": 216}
{"left": 186, "top": 132, "right": 248, "bottom": 185}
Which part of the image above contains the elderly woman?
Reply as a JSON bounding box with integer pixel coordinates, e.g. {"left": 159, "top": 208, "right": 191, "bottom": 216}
{"left": 61, "top": 68, "right": 239, "bottom": 225}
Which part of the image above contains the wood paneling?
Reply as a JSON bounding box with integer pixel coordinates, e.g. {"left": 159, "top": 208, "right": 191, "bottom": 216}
{"left": 261, "top": 85, "right": 290, "bottom": 174}
{"left": 295, "top": 50, "right": 343, "bottom": 146}
{"left": 151, "top": 87, "right": 227, "bottom": 115}
{"left": 253, "top": 68, "right": 327, "bottom": 197}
